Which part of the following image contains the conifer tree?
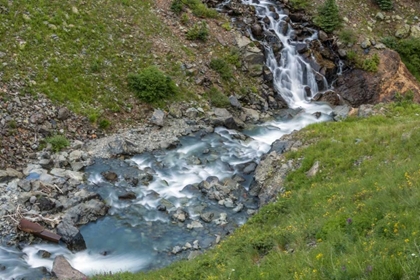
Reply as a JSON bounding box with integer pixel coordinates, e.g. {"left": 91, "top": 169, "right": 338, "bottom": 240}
{"left": 376, "top": 0, "right": 393, "bottom": 10}
{"left": 314, "top": 0, "right": 342, "bottom": 33}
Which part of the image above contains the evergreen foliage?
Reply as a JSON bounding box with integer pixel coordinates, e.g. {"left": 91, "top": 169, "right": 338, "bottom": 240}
{"left": 314, "top": 0, "right": 342, "bottom": 33}
{"left": 127, "top": 67, "right": 178, "bottom": 103}
{"left": 382, "top": 37, "right": 420, "bottom": 81}
{"left": 376, "top": 0, "right": 393, "bottom": 11}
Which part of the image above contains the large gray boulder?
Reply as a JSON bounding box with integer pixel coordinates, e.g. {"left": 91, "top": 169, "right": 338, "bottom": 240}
{"left": 52, "top": 255, "right": 86, "bottom": 279}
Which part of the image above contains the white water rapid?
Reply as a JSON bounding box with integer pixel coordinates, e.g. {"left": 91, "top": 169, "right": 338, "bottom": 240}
{"left": 0, "top": 0, "right": 335, "bottom": 278}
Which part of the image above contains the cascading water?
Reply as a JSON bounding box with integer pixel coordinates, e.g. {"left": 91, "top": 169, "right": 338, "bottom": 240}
{"left": 0, "top": 0, "right": 335, "bottom": 278}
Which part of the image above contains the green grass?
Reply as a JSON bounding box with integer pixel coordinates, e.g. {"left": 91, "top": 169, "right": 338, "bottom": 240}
{"left": 93, "top": 102, "right": 420, "bottom": 279}
{"left": 0, "top": 1, "right": 192, "bottom": 117}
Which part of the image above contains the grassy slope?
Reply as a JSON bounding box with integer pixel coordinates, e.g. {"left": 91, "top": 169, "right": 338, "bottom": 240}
{"left": 93, "top": 102, "right": 420, "bottom": 279}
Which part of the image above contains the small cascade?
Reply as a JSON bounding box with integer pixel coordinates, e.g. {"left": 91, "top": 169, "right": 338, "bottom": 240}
{"left": 0, "top": 0, "right": 337, "bottom": 278}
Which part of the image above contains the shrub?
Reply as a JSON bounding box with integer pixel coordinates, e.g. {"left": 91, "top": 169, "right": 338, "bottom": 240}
{"left": 289, "top": 0, "right": 310, "bottom": 9}
{"left": 170, "top": 0, "right": 183, "bottom": 14}
{"left": 206, "top": 87, "right": 230, "bottom": 107}
{"left": 314, "top": 0, "right": 342, "bottom": 33}
{"left": 186, "top": 22, "right": 209, "bottom": 41}
{"left": 376, "top": 0, "right": 393, "bottom": 10}
{"left": 184, "top": 0, "right": 218, "bottom": 18}
{"left": 99, "top": 119, "right": 111, "bottom": 130}
{"left": 210, "top": 58, "right": 233, "bottom": 80}
{"left": 362, "top": 53, "right": 380, "bottom": 72}
{"left": 339, "top": 29, "right": 356, "bottom": 45}
{"left": 127, "top": 67, "right": 178, "bottom": 103}
{"left": 46, "top": 135, "right": 70, "bottom": 152}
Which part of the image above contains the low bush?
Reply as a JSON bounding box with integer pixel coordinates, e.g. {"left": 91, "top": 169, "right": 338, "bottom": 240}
{"left": 339, "top": 29, "right": 357, "bottom": 45}
{"left": 210, "top": 58, "right": 233, "bottom": 80}
{"left": 186, "top": 22, "right": 209, "bottom": 41}
{"left": 206, "top": 87, "right": 230, "bottom": 107}
{"left": 127, "top": 67, "right": 178, "bottom": 104}
{"left": 376, "top": 0, "right": 393, "bottom": 10}
{"left": 362, "top": 53, "right": 380, "bottom": 72}
{"left": 45, "top": 135, "right": 70, "bottom": 152}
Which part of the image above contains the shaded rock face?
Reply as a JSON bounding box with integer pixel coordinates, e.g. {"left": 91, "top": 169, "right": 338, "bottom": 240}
{"left": 336, "top": 49, "right": 420, "bottom": 107}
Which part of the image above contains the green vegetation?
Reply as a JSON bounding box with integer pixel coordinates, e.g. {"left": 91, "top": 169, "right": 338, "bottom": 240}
{"left": 382, "top": 37, "right": 420, "bottom": 81}
{"left": 362, "top": 53, "right": 380, "bottom": 72}
{"left": 0, "top": 0, "right": 196, "bottom": 119}
{"left": 289, "top": 0, "right": 310, "bottom": 9}
{"left": 45, "top": 135, "right": 70, "bottom": 152}
{"left": 170, "top": 0, "right": 218, "bottom": 18}
{"left": 210, "top": 58, "right": 233, "bottom": 80}
{"left": 127, "top": 67, "right": 178, "bottom": 104}
{"left": 205, "top": 87, "right": 230, "bottom": 107}
{"left": 94, "top": 102, "right": 420, "bottom": 279}
{"left": 339, "top": 29, "right": 357, "bottom": 45}
{"left": 376, "top": 0, "right": 393, "bottom": 11}
{"left": 186, "top": 22, "right": 209, "bottom": 41}
{"left": 314, "top": 0, "right": 342, "bottom": 33}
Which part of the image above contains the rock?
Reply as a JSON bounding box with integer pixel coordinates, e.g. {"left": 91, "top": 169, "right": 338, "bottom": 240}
{"left": 37, "top": 250, "right": 51, "bottom": 258}
{"left": 332, "top": 105, "right": 351, "bottom": 121}
{"left": 193, "top": 240, "right": 200, "bottom": 250}
{"left": 173, "top": 209, "right": 188, "bottom": 222}
{"left": 233, "top": 203, "right": 244, "bottom": 213}
{"left": 236, "top": 34, "right": 252, "bottom": 48}
{"left": 38, "top": 196, "right": 55, "bottom": 211}
{"left": 395, "top": 24, "right": 411, "bottom": 39}
{"left": 243, "top": 162, "right": 257, "bottom": 174}
{"left": 118, "top": 192, "right": 136, "bottom": 200}
{"left": 376, "top": 12, "right": 385, "bottom": 20}
{"left": 0, "top": 168, "right": 23, "bottom": 183}
{"left": 358, "top": 104, "right": 375, "bottom": 117}
{"left": 336, "top": 49, "right": 420, "bottom": 106}
{"left": 185, "top": 108, "right": 199, "bottom": 119}
{"left": 52, "top": 255, "right": 86, "bottom": 280}
{"left": 200, "top": 212, "right": 214, "bottom": 223}
{"left": 374, "top": 43, "right": 386, "bottom": 50}
{"left": 187, "top": 220, "right": 203, "bottom": 229}
{"left": 411, "top": 25, "right": 420, "bottom": 39}
{"left": 251, "top": 23, "right": 263, "bottom": 38}
{"left": 150, "top": 109, "right": 165, "bottom": 127}
{"left": 214, "top": 213, "right": 228, "bottom": 225}
{"left": 172, "top": 246, "right": 182, "bottom": 254}
{"left": 68, "top": 150, "right": 83, "bottom": 162}
{"left": 360, "top": 38, "right": 371, "bottom": 49}
{"left": 57, "top": 107, "right": 71, "bottom": 120}
{"left": 318, "top": 30, "right": 328, "bottom": 41}
{"left": 306, "top": 161, "right": 320, "bottom": 178}
{"left": 56, "top": 222, "right": 87, "bottom": 252}
{"left": 243, "top": 108, "right": 260, "bottom": 122}
{"left": 102, "top": 171, "right": 118, "bottom": 182}
{"left": 337, "top": 49, "right": 347, "bottom": 58}
{"left": 229, "top": 96, "right": 242, "bottom": 109}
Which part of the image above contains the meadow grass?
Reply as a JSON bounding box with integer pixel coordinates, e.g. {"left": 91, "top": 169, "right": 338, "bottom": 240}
{"left": 93, "top": 102, "right": 420, "bottom": 279}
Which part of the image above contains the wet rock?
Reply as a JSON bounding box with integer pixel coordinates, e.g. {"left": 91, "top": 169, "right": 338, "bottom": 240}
{"left": 118, "top": 192, "right": 137, "bottom": 200}
{"left": 200, "top": 212, "right": 214, "bottom": 223}
{"left": 251, "top": 23, "right": 263, "bottom": 38}
{"left": 157, "top": 204, "right": 166, "bottom": 211}
{"left": 193, "top": 240, "right": 200, "bottom": 250}
{"left": 187, "top": 220, "right": 203, "bottom": 229}
{"left": 56, "top": 222, "right": 87, "bottom": 252}
{"left": 37, "top": 250, "right": 52, "bottom": 258}
{"left": 38, "top": 196, "right": 55, "bottom": 211}
{"left": 243, "top": 162, "right": 257, "bottom": 174}
{"left": 318, "top": 30, "right": 328, "bottom": 41}
{"left": 233, "top": 203, "right": 244, "bottom": 213}
{"left": 101, "top": 171, "right": 118, "bottom": 182}
{"left": 172, "top": 246, "right": 182, "bottom": 255}
{"left": 214, "top": 213, "right": 228, "bottom": 225}
{"left": 52, "top": 255, "right": 86, "bottom": 280}
{"left": 158, "top": 198, "right": 174, "bottom": 210}
{"left": 173, "top": 209, "right": 188, "bottom": 222}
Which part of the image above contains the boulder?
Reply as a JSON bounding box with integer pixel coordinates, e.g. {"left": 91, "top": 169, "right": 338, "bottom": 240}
{"left": 395, "top": 24, "right": 411, "bottom": 39}
{"left": 56, "top": 222, "right": 87, "bottom": 252}
{"left": 150, "top": 109, "right": 165, "bottom": 127}
{"left": 52, "top": 255, "right": 86, "bottom": 280}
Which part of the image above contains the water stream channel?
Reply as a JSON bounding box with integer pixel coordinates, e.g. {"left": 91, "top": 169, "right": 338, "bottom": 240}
{"left": 0, "top": 0, "right": 336, "bottom": 278}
